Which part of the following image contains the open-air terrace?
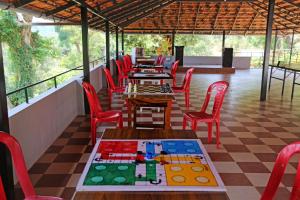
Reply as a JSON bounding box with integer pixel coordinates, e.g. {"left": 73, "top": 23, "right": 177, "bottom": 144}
{"left": 0, "top": 0, "right": 300, "bottom": 200}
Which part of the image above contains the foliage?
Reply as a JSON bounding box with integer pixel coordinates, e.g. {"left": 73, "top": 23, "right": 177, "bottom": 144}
{"left": 0, "top": 10, "right": 56, "bottom": 106}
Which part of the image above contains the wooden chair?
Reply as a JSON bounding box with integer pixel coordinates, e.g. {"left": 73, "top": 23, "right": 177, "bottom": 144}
{"left": 0, "top": 132, "right": 62, "bottom": 200}
{"left": 183, "top": 81, "right": 229, "bottom": 148}
{"left": 82, "top": 82, "right": 123, "bottom": 145}
{"left": 261, "top": 142, "right": 300, "bottom": 200}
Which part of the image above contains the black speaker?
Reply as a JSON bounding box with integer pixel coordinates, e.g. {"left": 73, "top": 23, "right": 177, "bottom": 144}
{"left": 175, "top": 46, "right": 184, "bottom": 66}
{"left": 222, "top": 48, "right": 233, "bottom": 68}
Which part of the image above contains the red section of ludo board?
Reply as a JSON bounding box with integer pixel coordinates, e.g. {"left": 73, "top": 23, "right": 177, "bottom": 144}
{"left": 98, "top": 141, "right": 138, "bottom": 160}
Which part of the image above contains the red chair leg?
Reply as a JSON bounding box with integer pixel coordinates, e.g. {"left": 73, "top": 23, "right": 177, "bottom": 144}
{"left": 207, "top": 122, "right": 212, "bottom": 143}
{"left": 192, "top": 120, "right": 197, "bottom": 132}
{"left": 183, "top": 116, "right": 187, "bottom": 130}
{"left": 119, "top": 116, "right": 123, "bottom": 128}
{"left": 91, "top": 120, "right": 97, "bottom": 145}
{"left": 185, "top": 91, "right": 190, "bottom": 108}
{"left": 216, "top": 121, "right": 220, "bottom": 148}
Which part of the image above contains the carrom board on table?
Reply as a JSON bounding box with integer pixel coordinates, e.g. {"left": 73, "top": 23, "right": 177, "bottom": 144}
{"left": 124, "top": 84, "right": 173, "bottom": 95}
{"left": 76, "top": 139, "right": 225, "bottom": 192}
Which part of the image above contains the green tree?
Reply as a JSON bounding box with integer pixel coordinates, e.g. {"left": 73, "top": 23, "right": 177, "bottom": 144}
{"left": 0, "top": 10, "right": 55, "bottom": 106}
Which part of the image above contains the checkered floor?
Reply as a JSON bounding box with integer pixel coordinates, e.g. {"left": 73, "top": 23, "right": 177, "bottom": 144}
{"left": 15, "top": 69, "right": 300, "bottom": 200}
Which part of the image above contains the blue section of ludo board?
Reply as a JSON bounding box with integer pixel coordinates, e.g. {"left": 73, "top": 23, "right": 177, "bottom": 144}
{"left": 161, "top": 140, "right": 203, "bottom": 154}
{"left": 145, "top": 141, "right": 161, "bottom": 159}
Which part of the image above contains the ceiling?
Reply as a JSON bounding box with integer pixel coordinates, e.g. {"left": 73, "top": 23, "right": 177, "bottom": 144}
{"left": 0, "top": 0, "right": 299, "bottom": 35}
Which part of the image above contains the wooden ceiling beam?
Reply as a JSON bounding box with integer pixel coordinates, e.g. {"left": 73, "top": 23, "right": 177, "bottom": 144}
{"left": 93, "top": 0, "right": 159, "bottom": 28}
{"left": 283, "top": 0, "right": 300, "bottom": 8}
{"left": 106, "top": 0, "right": 156, "bottom": 22}
{"left": 244, "top": 12, "right": 258, "bottom": 35}
{"left": 251, "top": 1, "right": 299, "bottom": 26}
{"left": 70, "top": 0, "right": 117, "bottom": 27}
{"left": 211, "top": 3, "right": 221, "bottom": 34}
{"left": 247, "top": 2, "right": 296, "bottom": 33}
{"left": 100, "top": 0, "right": 137, "bottom": 15}
{"left": 229, "top": 2, "right": 242, "bottom": 34}
{"left": 176, "top": 0, "right": 254, "bottom": 2}
{"left": 120, "top": 0, "right": 176, "bottom": 28}
{"left": 13, "top": 0, "right": 35, "bottom": 8}
{"left": 45, "top": 1, "right": 77, "bottom": 16}
{"left": 193, "top": 2, "right": 202, "bottom": 33}
{"left": 176, "top": 2, "right": 182, "bottom": 30}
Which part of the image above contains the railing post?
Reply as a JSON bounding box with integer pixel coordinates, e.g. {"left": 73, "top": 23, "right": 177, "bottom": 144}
{"left": 121, "top": 30, "right": 124, "bottom": 55}
{"left": 81, "top": 6, "right": 90, "bottom": 114}
{"left": 54, "top": 77, "right": 57, "bottom": 88}
{"left": 0, "top": 40, "right": 14, "bottom": 200}
{"left": 171, "top": 30, "right": 175, "bottom": 56}
{"left": 106, "top": 20, "right": 110, "bottom": 69}
{"left": 288, "top": 29, "right": 295, "bottom": 67}
{"left": 116, "top": 26, "right": 119, "bottom": 60}
{"left": 24, "top": 88, "right": 29, "bottom": 103}
{"left": 272, "top": 29, "right": 278, "bottom": 65}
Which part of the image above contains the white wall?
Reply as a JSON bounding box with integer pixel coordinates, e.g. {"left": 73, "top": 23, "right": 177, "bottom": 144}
{"left": 8, "top": 66, "right": 103, "bottom": 170}
{"left": 183, "top": 56, "right": 251, "bottom": 69}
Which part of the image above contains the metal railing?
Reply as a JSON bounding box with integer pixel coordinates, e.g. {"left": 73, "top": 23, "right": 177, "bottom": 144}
{"left": 6, "top": 57, "right": 105, "bottom": 104}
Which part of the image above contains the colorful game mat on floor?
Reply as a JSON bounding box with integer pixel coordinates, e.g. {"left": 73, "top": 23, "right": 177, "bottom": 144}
{"left": 76, "top": 139, "right": 225, "bottom": 192}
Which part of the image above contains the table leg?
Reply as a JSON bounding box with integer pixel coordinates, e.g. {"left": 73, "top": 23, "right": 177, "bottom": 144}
{"left": 127, "top": 100, "right": 132, "bottom": 127}
{"left": 165, "top": 100, "right": 172, "bottom": 129}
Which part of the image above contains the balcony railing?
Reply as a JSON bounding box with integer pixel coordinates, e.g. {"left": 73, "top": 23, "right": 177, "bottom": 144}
{"left": 6, "top": 57, "right": 105, "bottom": 104}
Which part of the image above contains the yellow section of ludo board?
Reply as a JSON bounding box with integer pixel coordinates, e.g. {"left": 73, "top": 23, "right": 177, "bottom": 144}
{"left": 153, "top": 155, "right": 202, "bottom": 164}
{"left": 164, "top": 163, "right": 218, "bottom": 186}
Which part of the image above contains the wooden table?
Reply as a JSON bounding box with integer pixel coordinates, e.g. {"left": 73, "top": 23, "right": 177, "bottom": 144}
{"left": 136, "top": 58, "right": 156, "bottom": 65}
{"left": 126, "top": 94, "right": 174, "bottom": 129}
{"left": 133, "top": 64, "right": 164, "bottom": 72}
{"left": 128, "top": 72, "right": 173, "bottom": 80}
{"left": 74, "top": 128, "right": 229, "bottom": 200}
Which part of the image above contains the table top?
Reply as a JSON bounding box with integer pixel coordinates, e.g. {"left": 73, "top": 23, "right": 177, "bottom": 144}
{"left": 133, "top": 64, "right": 164, "bottom": 69}
{"left": 128, "top": 72, "right": 173, "bottom": 80}
{"left": 73, "top": 128, "right": 229, "bottom": 200}
{"left": 124, "top": 84, "right": 173, "bottom": 96}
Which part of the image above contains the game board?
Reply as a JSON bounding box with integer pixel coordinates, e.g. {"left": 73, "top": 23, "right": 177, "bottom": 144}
{"left": 77, "top": 139, "right": 225, "bottom": 192}
{"left": 130, "top": 72, "right": 172, "bottom": 79}
{"left": 124, "top": 84, "right": 173, "bottom": 95}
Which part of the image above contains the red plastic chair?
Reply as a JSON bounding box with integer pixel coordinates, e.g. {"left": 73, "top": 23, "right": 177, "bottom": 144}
{"left": 171, "top": 60, "right": 180, "bottom": 87}
{"left": 103, "top": 68, "right": 125, "bottom": 105}
{"left": 0, "top": 132, "right": 62, "bottom": 200}
{"left": 123, "top": 55, "right": 134, "bottom": 73}
{"left": 116, "top": 60, "right": 128, "bottom": 87}
{"left": 172, "top": 68, "right": 194, "bottom": 107}
{"left": 183, "top": 81, "right": 229, "bottom": 148}
{"left": 82, "top": 82, "right": 123, "bottom": 145}
{"left": 261, "top": 142, "right": 300, "bottom": 200}
{"left": 155, "top": 55, "right": 162, "bottom": 65}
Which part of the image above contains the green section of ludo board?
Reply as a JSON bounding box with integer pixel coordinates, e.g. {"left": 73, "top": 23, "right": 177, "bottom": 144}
{"left": 135, "top": 160, "right": 157, "bottom": 182}
{"left": 83, "top": 163, "right": 136, "bottom": 185}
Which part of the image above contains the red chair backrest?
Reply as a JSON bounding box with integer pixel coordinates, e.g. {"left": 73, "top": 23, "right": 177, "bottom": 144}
{"left": 261, "top": 142, "right": 300, "bottom": 200}
{"left": 125, "top": 54, "right": 133, "bottom": 66}
{"left": 0, "top": 132, "right": 36, "bottom": 200}
{"left": 171, "top": 60, "right": 180, "bottom": 76}
{"left": 200, "top": 81, "right": 229, "bottom": 119}
{"left": 181, "top": 68, "right": 194, "bottom": 90}
{"left": 123, "top": 55, "right": 132, "bottom": 72}
{"left": 158, "top": 56, "right": 166, "bottom": 66}
{"left": 155, "top": 55, "right": 162, "bottom": 65}
{"left": 82, "top": 82, "right": 103, "bottom": 117}
{"left": 116, "top": 60, "right": 125, "bottom": 75}
{"left": 103, "top": 68, "right": 117, "bottom": 90}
